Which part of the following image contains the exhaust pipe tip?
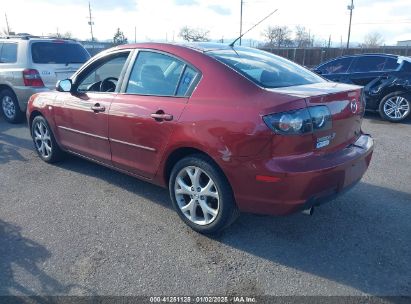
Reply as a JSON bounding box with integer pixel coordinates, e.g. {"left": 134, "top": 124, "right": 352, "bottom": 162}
{"left": 302, "top": 207, "right": 314, "bottom": 216}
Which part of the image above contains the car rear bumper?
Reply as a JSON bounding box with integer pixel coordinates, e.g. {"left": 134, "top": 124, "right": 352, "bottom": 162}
{"left": 231, "top": 134, "right": 374, "bottom": 215}
{"left": 14, "top": 86, "right": 50, "bottom": 111}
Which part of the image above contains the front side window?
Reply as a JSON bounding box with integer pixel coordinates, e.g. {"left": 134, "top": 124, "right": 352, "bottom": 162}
{"left": 208, "top": 47, "right": 325, "bottom": 89}
{"left": 350, "top": 56, "right": 387, "bottom": 73}
{"left": 126, "top": 51, "right": 188, "bottom": 96}
{"left": 31, "top": 42, "right": 90, "bottom": 64}
{"left": 77, "top": 52, "right": 129, "bottom": 93}
{"left": 318, "top": 57, "right": 353, "bottom": 74}
{"left": 0, "top": 43, "right": 18, "bottom": 63}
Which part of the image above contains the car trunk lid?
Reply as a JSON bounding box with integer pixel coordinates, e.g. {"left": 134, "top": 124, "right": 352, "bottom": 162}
{"left": 30, "top": 40, "right": 90, "bottom": 89}
{"left": 34, "top": 64, "right": 82, "bottom": 89}
{"left": 268, "top": 82, "right": 364, "bottom": 153}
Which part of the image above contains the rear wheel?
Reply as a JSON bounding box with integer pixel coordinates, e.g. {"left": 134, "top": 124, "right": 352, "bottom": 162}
{"left": 169, "top": 154, "right": 239, "bottom": 234}
{"left": 31, "top": 116, "right": 64, "bottom": 163}
{"left": 0, "top": 89, "right": 24, "bottom": 123}
{"left": 379, "top": 92, "right": 411, "bottom": 122}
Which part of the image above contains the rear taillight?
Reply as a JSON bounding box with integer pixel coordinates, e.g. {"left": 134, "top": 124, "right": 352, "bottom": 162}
{"left": 23, "top": 69, "right": 44, "bottom": 87}
{"left": 263, "top": 106, "right": 332, "bottom": 135}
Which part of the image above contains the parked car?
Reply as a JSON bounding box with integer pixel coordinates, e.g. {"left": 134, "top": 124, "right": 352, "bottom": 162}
{"left": 314, "top": 54, "right": 411, "bottom": 122}
{"left": 27, "top": 43, "right": 374, "bottom": 233}
{"left": 0, "top": 35, "right": 90, "bottom": 123}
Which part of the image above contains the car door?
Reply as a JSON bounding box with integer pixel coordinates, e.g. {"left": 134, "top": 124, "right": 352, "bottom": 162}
{"left": 315, "top": 57, "right": 354, "bottom": 84}
{"left": 53, "top": 50, "right": 131, "bottom": 163}
{"left": 109, "top": 50, "right": 200, "bottom": 179}
{"left": 348, "top": 55, "right": 388, "bottom": 86}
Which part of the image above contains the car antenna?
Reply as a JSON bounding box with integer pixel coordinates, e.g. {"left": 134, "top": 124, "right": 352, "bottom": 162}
{"left": 229, "top": 9, "right": 278, "bottom": 48}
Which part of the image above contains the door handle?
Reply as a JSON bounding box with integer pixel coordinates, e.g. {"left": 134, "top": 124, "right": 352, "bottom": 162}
{"left": 91, "top": 103, "right": 105, "bottom": 113}
{"left": 151, "top": 112, "right": 173, "bottom": 121}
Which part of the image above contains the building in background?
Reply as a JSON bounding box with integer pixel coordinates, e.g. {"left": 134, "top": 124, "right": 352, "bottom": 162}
{"left": 80, "top": 41, "right": 114, "bottom": 56}
{"left": 397, "top": 40, "right": 411, "bottom": 47}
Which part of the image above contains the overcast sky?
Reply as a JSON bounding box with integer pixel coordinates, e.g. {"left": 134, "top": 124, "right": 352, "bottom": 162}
{"left": 2, "top": 0, "right": 411, "bottom": 45}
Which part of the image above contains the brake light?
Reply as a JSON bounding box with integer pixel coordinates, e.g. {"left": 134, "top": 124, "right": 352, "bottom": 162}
{"left": 23, "top": 69, "right": 44, "bottom": 87}
{"left": 263, "top": 106, "right": 332, "bottom": 135}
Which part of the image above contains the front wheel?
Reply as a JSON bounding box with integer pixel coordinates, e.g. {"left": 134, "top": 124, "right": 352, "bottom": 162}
{"left": 379, "top": 92, "right": 411, "bottom": 122}
{"left": 31, "top": 116, "right": 64, "bottom": 163}
{"left": 169, "top": 155, "right": 239, "bottom": 234}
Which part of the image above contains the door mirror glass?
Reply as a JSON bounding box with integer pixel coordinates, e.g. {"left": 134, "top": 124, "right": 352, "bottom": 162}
{"left": 56, "top": 79, "right": 72, "bottom": 92}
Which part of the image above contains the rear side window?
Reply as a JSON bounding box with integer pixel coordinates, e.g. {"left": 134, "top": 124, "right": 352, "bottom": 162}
{"left": 0, "top": 43, "right": 18, "bottom": 63}
{"left": 126, "top": 51, "right": 186, "bottom": 96}
{"left": 318, "top": 57, "right": 353, "bottom": 74}
{"left": 350, "top": 56, "right": 386, "bottom": 72}
{"left": 208, "top": 48, "right": 325, "bottom": 88}
{"left": 31, "top": 42, "right": 90, "bottom": 64}
{"left": 383, "top": 58, "right": 400, "bottom": 71}
{"left": 176, "top": 67, "right": 198, "bottom": 96}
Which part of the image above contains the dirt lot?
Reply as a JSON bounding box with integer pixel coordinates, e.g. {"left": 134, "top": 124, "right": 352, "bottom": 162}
{"left": 0, "top": 113, "right": 410, "bottom": 296}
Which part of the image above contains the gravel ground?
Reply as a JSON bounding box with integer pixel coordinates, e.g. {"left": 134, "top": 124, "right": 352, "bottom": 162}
{"left": 0, "top": 113, "right": 410, "bottom": 297}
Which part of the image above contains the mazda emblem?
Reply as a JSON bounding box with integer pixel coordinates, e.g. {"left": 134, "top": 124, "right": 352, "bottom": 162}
{"left": 350, "top": 100, "right": 358, "bottom": 114}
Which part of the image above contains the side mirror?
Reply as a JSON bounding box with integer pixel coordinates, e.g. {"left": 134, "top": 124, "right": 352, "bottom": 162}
{"left": 56, "top": 79, "right": 73, "bottom": 92}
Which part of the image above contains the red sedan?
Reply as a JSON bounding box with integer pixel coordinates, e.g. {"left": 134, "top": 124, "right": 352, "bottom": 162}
{"left": 27, "top": 43, "right": 374, "bottom": 234}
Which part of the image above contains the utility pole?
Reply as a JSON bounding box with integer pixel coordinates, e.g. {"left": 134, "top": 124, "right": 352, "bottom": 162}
{"left": 239, "top": 0, "right": 243, "bottom": 46}
{"left": 346, "top": 0, "right": 354, "bottom": 49}
{"left": 134, "top": 26, "right": 137, "bottom": 43}
{"left": 5, "top": 13, "right": 10, "bottom": 35}
{"left": 88, "top": 2, "right": 95, "bottom": 41}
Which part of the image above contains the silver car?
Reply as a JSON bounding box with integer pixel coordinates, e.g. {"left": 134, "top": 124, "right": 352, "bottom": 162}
{"left": 0, "top": 35, "right": 90, "bottom": 123}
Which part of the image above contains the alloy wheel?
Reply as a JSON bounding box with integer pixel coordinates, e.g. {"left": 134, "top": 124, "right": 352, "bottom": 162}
{"left": 33, "top": 121, "right": 52, "bottom": 158}
{"left": 2, "top": 96, "right": 16, "bottom": 119}
{"left": 174, "top": 166, "right": 220, "bottom": 226}
{"left": 383, "top": 96, "right": 410, "bottom": 120}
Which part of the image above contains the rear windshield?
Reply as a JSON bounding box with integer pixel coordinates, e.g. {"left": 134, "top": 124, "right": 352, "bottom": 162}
{"left": 31, "top": 42, "right": 90, "bottom": 64}
{"left": 208, "top": 47, "right": 325, "bottom": 88}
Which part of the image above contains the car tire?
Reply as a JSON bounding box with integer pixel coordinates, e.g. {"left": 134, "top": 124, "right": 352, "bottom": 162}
{"left": 31, "top": 115, "right": 64, "bottom": 163}
{"left": 0, "top": 89, "right": 24, "bottom": 123}
{"left": 169, "top": 154, "right": 239, "bottom": 234}
{"left": 379, "top": 91, "right": 411, "bottom": 122}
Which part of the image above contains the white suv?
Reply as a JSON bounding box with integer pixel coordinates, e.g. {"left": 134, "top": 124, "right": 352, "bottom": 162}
{"left": 0, "top": 35, "right": 90, "bottom": 123}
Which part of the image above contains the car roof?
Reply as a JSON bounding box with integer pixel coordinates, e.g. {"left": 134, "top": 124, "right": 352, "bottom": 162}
{"left": 0, "top": 35, "right": 80, "bottom": 44}
{"left": 115, "top": 42, "right": 247, "bottom": 53}
{"left": 316, "top": 53, "right": 400, "bottom": 68}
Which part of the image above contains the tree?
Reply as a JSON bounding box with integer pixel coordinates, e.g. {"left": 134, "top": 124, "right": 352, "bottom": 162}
{"left": 178, "top": 26, "right": 210, "bottom": 42}
{"left": 262, "top": 26, "right": 292, "bottom": 48}
{"left": 49, "top": 31, "right": 73, "bottom": 39}
{"left": 294, "top": 25, "right": 311, "bottom": 48}
{"left": 113, "top": 28, "right": 128, "bottom": 45}
{"left": 361, "top": 32, "right": 384, "bottom": 48}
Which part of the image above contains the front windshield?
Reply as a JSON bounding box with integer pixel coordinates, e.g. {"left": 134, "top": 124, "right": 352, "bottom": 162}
{"left": 208, "top": 47, "right": 325, "bottom": 88}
